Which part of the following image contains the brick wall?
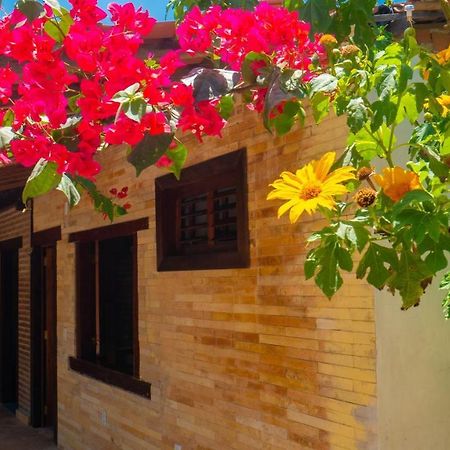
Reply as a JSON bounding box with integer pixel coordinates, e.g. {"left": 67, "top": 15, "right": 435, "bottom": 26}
{"left": 0, "top": 206, "right": 31, "bottom": 421}
{"left": 34, "top": 105, "right": 377, "bottom": 449}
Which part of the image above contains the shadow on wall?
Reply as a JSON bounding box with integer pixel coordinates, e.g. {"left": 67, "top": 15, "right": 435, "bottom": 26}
{"left": 375, "top": 275, "right": 450, "bottom": 450}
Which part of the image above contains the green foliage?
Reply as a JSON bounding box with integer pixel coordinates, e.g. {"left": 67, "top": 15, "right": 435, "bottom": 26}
{"left": 303, "top": 29, "right": 449, "bottom": 312}
{"left": 57, "top": 174, "right": 81, "bottom": 207}
{"left": 22, "top": 159, "right": 62, "bottom": 202}
{"left": 284, "top": 0, "right": 377, "bottom": 46}
{"left": 127, "top": 133, "right": 175, "bottom": 176}
{"left": 168, "top": 0, "right": 258, "bottom": 20}
{"left": 76, "top": 177, "right": 127, "bottom": 222}
{"left": 165, "top": 141, "right": 188, "bottom": 180}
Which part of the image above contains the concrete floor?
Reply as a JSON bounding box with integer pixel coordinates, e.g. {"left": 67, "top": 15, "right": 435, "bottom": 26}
{"left": 0, "top": 406, "right": 57, "bottom": 450}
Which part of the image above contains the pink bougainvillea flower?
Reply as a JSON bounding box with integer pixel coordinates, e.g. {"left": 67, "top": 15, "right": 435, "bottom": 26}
{"left": 104, "top": 117, "right": 144, "bottom": 146}
{"left": 108, "top": 3, "right": 155, "bottom": 35}
{"left": 155, "top": 154, "right": 172, "bottom": 168}
{"left": 0, "top": 66, "right": 17, "bottom": 104}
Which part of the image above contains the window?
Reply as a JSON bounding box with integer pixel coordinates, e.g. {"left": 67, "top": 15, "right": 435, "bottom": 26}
{"left": 155, "top": 148, "right": 249, "bottom": 271}
{"left": 68, "top": 219, "right": 151, "bottom": 398}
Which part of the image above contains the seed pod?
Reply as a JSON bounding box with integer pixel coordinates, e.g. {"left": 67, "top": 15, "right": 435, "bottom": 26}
{"left": 354, "top": 188, "right": 377, "bottom": 207}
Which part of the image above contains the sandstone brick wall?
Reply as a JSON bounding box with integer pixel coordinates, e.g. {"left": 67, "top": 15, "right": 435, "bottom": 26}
{"left": 34, "top": 105, "right": 377, "bottom": 450}
{"left": 0, "top": 206, "right": 31, "bottom": 421}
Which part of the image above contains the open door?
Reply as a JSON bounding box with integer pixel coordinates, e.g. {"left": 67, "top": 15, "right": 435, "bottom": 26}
{"left": 31, "top": 228, "right": 59, "bottom": 443}
{"left": 0, "top": 246, "right": 19, "bottom": 413}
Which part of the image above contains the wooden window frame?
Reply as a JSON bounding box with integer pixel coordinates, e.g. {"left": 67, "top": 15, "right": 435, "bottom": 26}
{"left": 155, "top": 149, "right": 249, "bottom": 271}
{"left": 68, "top": 218, "right": 151, "bottom": 398}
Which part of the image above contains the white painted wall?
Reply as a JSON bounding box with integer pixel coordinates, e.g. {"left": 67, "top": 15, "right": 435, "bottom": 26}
{"left": 376, "top": 278, "right": 450, "bottom": 450}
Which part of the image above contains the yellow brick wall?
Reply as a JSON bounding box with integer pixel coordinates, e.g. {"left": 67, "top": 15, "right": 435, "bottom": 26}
{"left": 0, "top": 206, "right": 31, "bottom": 420}
{"left": 34, "top": 105, "right": 377, "bottom": 450}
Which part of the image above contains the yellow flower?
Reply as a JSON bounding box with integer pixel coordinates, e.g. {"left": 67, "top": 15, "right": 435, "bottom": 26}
{"left": 319, "top": 34, "right": 338, "bottom": 47}
{"left": 372, "top": 167, "right": 421, "bottom": 202}
{"left": 267, "top": 152, "right": 356, "bottom": 223}
{"left": 436, "top": 46, "right": 450, "bottom": 65}
{"left": 437, "top": 94, "right": 450, "bottom": 117}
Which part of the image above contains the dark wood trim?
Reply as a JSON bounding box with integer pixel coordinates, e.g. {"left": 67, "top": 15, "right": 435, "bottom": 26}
{"left": 32, "top": 227, "right": 61, "bottom": 247}
{"left": 30, "top": 247, "right": 44, "bottom": 428}
{"left": 155, "top": 149, "right": 249, "bottom": 271}
{"left": 132, "top": 234, "right": 139, "bottom": 377}
{"left": 0, "top": 237, "right": 22, "bottom": 251}
{"left": 155, "top": 149, "right": 245, "bottom": 192}
{"left": 68, "top": 217, "right": 149, "bottom": 243}
{"left": 68, "top": 357, "right": 151, "bottom": 399}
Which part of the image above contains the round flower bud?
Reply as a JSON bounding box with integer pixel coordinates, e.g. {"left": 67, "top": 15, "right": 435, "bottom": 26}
{"left": 424, "top": 112, "right": 433, "bottom": 122}
{"left": 319, "top": 34, "right": 338, "bottom": 48}
{"left": 332, "top": 48, "right": 341, "bottom": 58}
{"left": 340, "top": 44, "right": 361, "bottom": 58}
{"left": 357, "top": 167, "right": 374, "bottom": 181}
{"left": 354, "top": 188, "right": 377, "bottom": 208}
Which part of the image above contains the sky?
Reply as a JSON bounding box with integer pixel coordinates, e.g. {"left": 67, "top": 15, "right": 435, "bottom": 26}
{"left": 1, "top": 0, "right": 173, "bottom": 21}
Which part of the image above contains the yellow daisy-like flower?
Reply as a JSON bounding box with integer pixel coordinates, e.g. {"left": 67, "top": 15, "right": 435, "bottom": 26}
{"left": 267, "top": 152, "right": 356, "bottom": 223}
{"left": 436, "top": 46, "right": 450, "bottom": 66}
{"left": 372, "top": 167, "right": 422, "bottom": 202}
{"left": 437, "top": 94, "right": 450, "bottom": 117}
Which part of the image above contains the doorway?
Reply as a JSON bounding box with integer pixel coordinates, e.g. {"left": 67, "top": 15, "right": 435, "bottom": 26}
{"left": 31, "top": 231, "right": 58, "bottom": 443}
{"left": 0, "top": 245, "right": 19, "bottom": 413}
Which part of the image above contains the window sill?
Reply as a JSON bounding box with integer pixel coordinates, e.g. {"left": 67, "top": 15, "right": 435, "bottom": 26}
{"left": 68, "top": 357, "right": 151, "bottom": 399}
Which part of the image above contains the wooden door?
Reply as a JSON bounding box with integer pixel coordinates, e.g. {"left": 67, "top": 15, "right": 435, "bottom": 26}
{"left": 31, "top": 244, "right": 57, "bottom": 441}
{"left": 0, "top": 248, "right": 19, "bottom": 412}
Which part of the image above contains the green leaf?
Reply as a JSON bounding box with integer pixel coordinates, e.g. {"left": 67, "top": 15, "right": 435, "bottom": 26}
{"left": 241, "top": 52, "right": 270, "bottom": 84}
{"left": 112, "top": 83, "right": 140, "bottom": 102}
{"left": 300, "top": 0, "right": 335, "bottom": 35}
{"left": 350, "top": 125, "right": 388, "bottom": 160}
{"left": 263, "top": 69, "right": 296, "bottom": 131}
{"left": 392, "top": 190, "right": 435, "bottom": 215}
{"left": 22, "top": 160, "right": 61, "bottom": 202}
{"left": 396, "top": 92, "right": 419, "bottom": 124}
{"left": 388, "top": 248, "right": 433, "bottom": 309}
{"left": 166, "top": 142, "right": 188, "bottom": 180}
{"left": 0, "top": 127, "right": 15, "bottom": 148}
{"left": 16, "top": 0, "right": 45, "bottom": 21}
{"left": 371, "top": 100, "right": 397, "bottom": 129}
{"left": 346, "top": 98, "right": 367, "bottom": 133}
{"left": 127, "top": 132, "right": 174, "bottom": 176}
{"left": 57, "top": 174, "right": 81, "bottom": 207}
{"left": 272, "top": 113, "right": 295, "bottom": 135}
{"left": 218, "top": 95, "right": 234, "bottom": 120}
{"left": 304, "top": 248, "right": 319, "bottom": 279}
{"left": 337, "top": 247, "right": 353, "bottom": 271}
{"left": 377, "top": 66, "right": 397, "bottom": 102}
{"left": 309, "top": 74, "right": 338, "bottom": 96}
{"left": 394, "top": 209, "right": 442, "bottom": 244}
{"left": 2, "top": 110, "right": 14, "bottom": 127}
{"left": 398, "top": 63, "right": 413, "bottom": 94}
{"left": 425, "top": 247, "right": 447, "bottom": 273}
{"left": 44, "top": 0, "right": 62, "bottom": 12}
{"left": 123, "top": 97, "right": 147, "bottom": 122}
{"left": 44, "top": 9, "right": 73, "bottom": 42}
{"left": 440, "top": 272, "right": 450, "bottom": 290}
{"left": 315, "top": 243, "right": 343, "bottom": 299}
{"left": 76, "top": 177, "right": 127, "bottom": 222}
{"left": 356, "top": 243, "right": 397, "bottom": 289}
{"left": 68, "top": 94, "right": 80, "bottom": 113}
{"left": 311, "top": 92, "right": 330, "bottom": 124}
{"left": 182, "top": 68, "right": 240, "bottom": 102}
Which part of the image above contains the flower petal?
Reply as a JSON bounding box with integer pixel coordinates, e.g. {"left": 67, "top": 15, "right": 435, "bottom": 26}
{"left": 313, "top": 152, "right": 335, "bottom": 181}
{"left": 278, "top": 198, "right": 298, "bottom": 218}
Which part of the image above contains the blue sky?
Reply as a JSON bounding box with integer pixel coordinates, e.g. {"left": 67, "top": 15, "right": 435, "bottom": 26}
{"left": 2, "top": 0, "right": 173, "bottom": 21}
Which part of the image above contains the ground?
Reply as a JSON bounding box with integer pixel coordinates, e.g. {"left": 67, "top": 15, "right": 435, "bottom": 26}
{"left": 0, "top": 407, "right": 56, "bottom": 450}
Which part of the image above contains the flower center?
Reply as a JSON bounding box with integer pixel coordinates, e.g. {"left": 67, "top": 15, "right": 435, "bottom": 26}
{"left": 299, "top": 185, "right": 322, "bottom": 200}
